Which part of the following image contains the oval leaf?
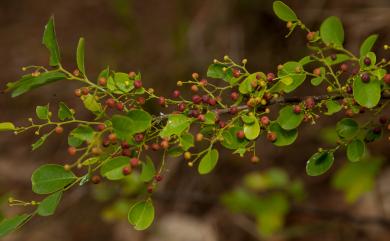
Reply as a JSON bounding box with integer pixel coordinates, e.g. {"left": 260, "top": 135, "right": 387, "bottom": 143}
{"left": 140, "top": 157, "right": 156, "bottom": 182}
{"left": 100, "top": 156, "right": 130, "bottom": 180}
{"left": 353, "top": 75, "right": 381, "bottom": 108}
{"left": 336, "top": 118, "right": 359, "bottom": 139}
{"left": 37, "top": 191, "right": 63, "bottom": 216}
{"left": 347, "top": 139, "right": 365, "bottom": 162}
{"left": 0, "top": 122, "right": 15, "bottom": 132}
{"left": 128, "top": 200, "right": 155, "bottom": 230}
{"left": 360, "top": 34, "right": 378, "bottom": 57}
{"left": 31, "top": 164, "right": 77, "bottom": 194}
{"left": 76, "top": 37, "right": 85, "bottom": 74}
{"left": 269, "top": 122, "right": 298, "bottom": 147}
{"left": 198, "top": 149, "right": 219, "bottom": 175}
{"left": 42, "top": 16, "right": 61, "bottom": 66}
{"left": 306, "top": 151, "right": 335, "bottom": 176}
{"left": 276, "top": 105, "right": 304, "bottom": 130}
{"left": 320, "top": 16, "right": 344, "bottom": 47}
{"left": 273, "top": 1, "right": 297, "bottom": 22}
{"left": 0, "top": 214, "right": 31, "bottom": 237}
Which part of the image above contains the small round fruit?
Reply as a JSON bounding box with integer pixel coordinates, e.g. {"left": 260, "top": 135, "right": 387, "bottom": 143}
{"left": 340, "top": 63, "right": 348, "bottom": 72}
{"left": 108, "top": 133, "right": 117, "bottom": 142}
{"left": 155, "top": 175, "right": 163, "bottom": 182}
{"left": 67, "top": 147, "right": 77, "bottom": 156}
{"left": 195, "top": 133, "right": 204, "bottom": 142}
{"left": 81, "top": 87, "right": 89, "bottom": 95}
{"left": 306, "top": 31, "right": 316, "bottom": 41}
{"left": 134, "top": 80, "right": 142, "bottom": 88}
{"left": 98, "top": 77, "right": 107, "bottom": 86}
{"left": 130, "top": 158, "right": 140, "bottom": 167}
{"left": 191, "top": 85, "right": 199, "bottom": 92}
{"left": 361, "top": 73, "right": 370, "bottom": 83}
{"left": 250, "top": 155, "right": 260, "bottom": 163}
{"left": 116, "top": 102, "right": 124, "bottom": 111}
{"left": 363, "top": 57, "right": 371, "bottom": 66}
{"left": 236, "top": 130, "right": 245, "bottom": 139}
{"left": 293, "top": 105, "right": 301, "bottom": 114}
{"left": 122, "top": 166, "right": 131, "bottom": 175}
{"left": 158, "top": 96, "right": 166, "bottom": 106}
{"left": 151, "top": 143, "right": 160, "bottom": 151}
{"left": 160, "top": 139, "right": 169, "bottom": 149}
{"left": 96, "top": 124, "right": 106, "bottom": 132}
{"left": 172, "top": 90, "right": 181, "bottom": 98}
{"left": 105, "top": 98, "right": 116, "bottom": 108}
{"left": 55, "top": 126, "right": 64, "bottom": 134}
{"left": 260, "top": 116, "right": 270, "bottom": 126}
{"left": 192, "top": 95, "right": 202, "bottom": 104}
{"left": 134, "top": 133, "right": 144, "bottom": 142}
{"left": 184, "top": 151, "right": 191, "bottom": 160}
{"left": 305, "top": 97, "right": 315, "bottom": 109}
{"left": 384, "top": 74, "right": 390, "bottom": 84}
{"left": 313, "top": 67, "right": 321, "bottom": 76}
{"left": 230, "top": 91, "right": 239, "bottom": 101}
{"left": 232, "top": 68, "right": 241, "bottom": 78}
{"left": 91, "top": 175, "right": 101, "bottom": 184}
{"left": 267, "top": 132, "right": 277, "bottom": 142}
{"left": 74, "top": 89, "right": 82, "bottom": 97}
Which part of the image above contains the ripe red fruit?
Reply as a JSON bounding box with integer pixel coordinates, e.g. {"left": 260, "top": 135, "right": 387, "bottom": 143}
{"left": 260, "top": 116, "right": 270, "bottom": 126}
{"left": 345, "top": 109, "right": 354, "bottom": 117}
{"left": 137, "top": 97, "right": 145, "bottom": 105}
{"left": 199, "top": 79, "right": 208, "bottom": 86}
{"left": 267, "top": 132, "right": 277, "bottom": 142}
{"left": 346, "top": 85, "right": 353, "bottom": 94}
{"left": 130, "top": 158, "right": 140, "bottom": 167}
{"left": 197, "top": 114, "right": 205, "bottom": 122}
{"left": 151, "top": 143, "right": 160, "bottom": 151}
{"left": 232, "top": 68, "right": 241, "bottom": 78}
{"left": 98, "top": 77, "right": 107, "bottom": 86}
{"left": 74, "top": 89, "right": 82, "bottom": 97}
{"left": 363, "top": 57, "right": 371, "bottom": 66}
{"left": 192, "top": 95, "right": 202, "bottom": 104}
{"left": 230, "top": 91, "right": 239, "bottom": 101}
{"left": 96, "top": 124, "right": 106, "bottom": 132}
{"left": 155, "top": 175, "right": 163, "bottom": 182}
{"left": 361, "top": 73, "right": 370, "bottom": 83}
{"left": 121, "top": 141, "right": 130, "bottom": 149}
{"left": 236, "top": 130, "right": 245, "bottom": 139}
{"left": 306, "top": 31, "right": 316, "bottom": 41}
{"left": 379, "top": 116, "right": 388, "bottom": 125}
{"left": 102, "top": 138, "right": 110, "bottom": 147}
{"left": 384, "top": 74, "right": 390, "bottom": 84}
{"left": 128, "top": 71, "right": 136, "bottom": 78}
{"left": 116, "top": 102, "right": 124, "bottom": 111}
{"left": 305, "top": 97, "right": 315, "bottom": 109}
{"left": 160, "top": 139, "right": 169, "bottom": 149}
{"left": 229, "top": 106, "right": 238, "bottom": 115}
{"left": 134, "top": 80, "right": 142, "bottom": 88}
{"left": 147, "top": 185, "right": 154, "bottom": 193}
{"left": 208, "top": 98, "right": 216, "bottom": 106}
{"left": 81, "top": 87, "right": 89, "bottom": 95}
{"left": 293, "top": 105, "right": 302, "bottom": 114}
{"left": 55, "top": 126, "right": 64, "bottom": 134}
{"left": 177, "top": 102, "right": 186, "bottom": 112}
{"left": 313, "top": 68, "right": 321, "bottom": 76}
{"left": 340, "top": 63, "right": 348, "bottom": 72}
{"left": 91, "top": 175, "right": 101, "bottom": 184}
{"left": 172, "top": 90, "right": 181, "bottom": 98}
{"left": 266, "top": 72, "right": 275, "bottom": 82}
{"left": 122, "top": 149, "right": 131, "bottom": 157}
{"left": 373, "top": 127, "right": 382, "bottom": 134}
{"left": 191, "top": 85, "right": 199, "bottom": 92}
{"left": 105, "top": 98, "right": 116, "bottom": 108}
{"left": 108, "top": 133, "right": 117, "bottom": 143}
{"left": 158, "top": 96, "right": 166, "bottom": 106}
{"left": 250, "top": 155, "right": 260, "bottom": 163}
{"left": 67, "top": 146, "right": 77, "bottom": 156}
{"left": 134, "top": 133, "right": 144, "bottom": 142}
{"left": 122, "top": 166, "right": 131, "bottom": 175}
{"left": 219, "top": 120, "right": 226, "bottom": 128}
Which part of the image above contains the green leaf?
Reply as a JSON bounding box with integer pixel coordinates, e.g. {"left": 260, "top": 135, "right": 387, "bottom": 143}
{"left": 159, "top": 114, "right": 192, "bottom": 138}
{"left": 198, "top": 149, "right": 219, "bottom": 175}
{"left": 221, "top": 126, "right": 249, "bottom": 150}
{"left": 81, "top": 94, "right": 102, "bottom": 116}
{"left": 68, "top": 125, "right": 94, "bottom": 147}
{"left": 204, "top": 112, "right": 216, "bottom": 125}
{"left": 272, "top": 1, "right": 297, "bottom": 22}
{"left": 269, "top": 122, "right": 298, "bottom": 147}
{"left": 276, "top": 105, "right": 304, "bottom": 130}
{"left": 36, "top": 105, "right": 50, "bottom": 120}
{"left": 128, "top": 199, "right": 155, "bottom": 230}
{"left": 336, "top": 118, "right": 359, "bottom": 139}
{"left": 347, "top": 139, "right": 365, "bottom": 162}
{"left": 244, "top": 118, "right": 260, "bottom": 140}
{"left": 31, "top": 164, "right": 77, "bottom": 194}
{"left": 58, "top": 102, "right": 73, "bottom": 121}
{"left": 306, "top": 151, "right": 334, "bottom": 176}
{"left": 140, "top": 157, "right": 156, "bottom": 182}
{"left": 0, "top": 214, "right": 31, "bottom": 237}
{"left": 112, "top": 110, "right": 152, "bottom": 141}
{"left": 320, "top": 16, "right": 344, "bottom": 47}
{"left": 100, "top": 156, "right": 130, "bottom": 180}
{"left": 360, "top": 34, "right": 378, "bottom": 57}
{"left": 207, "top": 64, "right": 233, "bottom": 82}
{"left": 179, "top": 133, "right": 194, "bottom": 151}
{"left": 7, "top": 71, "right": 66, "bottom": 97}
{"left": 324, "top": 54, "right": 350, "bottom": 65}
{"left": 37, "top": 191, "right": 62, "bottom": 216}
{"left": 353, "top": 75, "right": 381, "bottom": 108}
{"left": 359, "top": 52, "right": 376, "bottom": 67}
{"left": 325, "top": 100, "right": 342, "bottom": 115}
{"left": 32, "top": 133, "right": 50, "bottom": 150}
{"left": 277, "top": 62, "right": 306, "bottom": 93}
{"left": 115, "top": 72, "right": 134, "bottom": 93}
{"left": 310, "top": 76, "right": 324, "bottom": 86}
{"left": 0, "top": 122, "right": 15, "bottom": 132}
{"left": 241, "top": 115, "right": 255, "bottom": 125}
{"left": 76, "top": 37, "right": 86, "bottom": 75}
{"left": 42, "top": 16, "right": 61, "bottom": 66}
{"left": 239, "top": 73, "right": 259, "bottom": 94}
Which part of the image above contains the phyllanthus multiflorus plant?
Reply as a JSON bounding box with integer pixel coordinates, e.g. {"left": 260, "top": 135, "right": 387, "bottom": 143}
{"left": 0, "top": 1, "right": 390, "bottom": 236}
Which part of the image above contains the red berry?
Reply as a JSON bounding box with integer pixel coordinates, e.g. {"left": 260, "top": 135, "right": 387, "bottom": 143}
{"left": 260, "top": 116, "right": 270, "bottom": 126}
{"left": 160, "top": 139, "right": 169, "bottom": 149}
{"left": 199, "top": 79, "right": 208, "bottom": 86}
{"left": 102, "top": 138, "right": 110, "bottom": 147}
{"left": 81, "top": 87, "right": 89, "bottom": 95}
{"left": 266, "top": 73, "right": 275, "bottom": 82}
{"left": 361, "top": 73, "right": 370, "bottom": 83}
{"left": 134, "top": 80, "right": 142, "bottom": 88}
{"left": 137, "top": 97, "right": 145, "bottom": 105}
{"left": 158, "top": 96, "right": 166, "bottom": 106}
{"left": 202, "top": 95, "right": 210, "bottom": 103}
{"left": 305, "top": 97, "right": 315, "bottom": 109}
{"left": 98, "top": 77, "right": 107, "bottom": 86}
{"left": 177, "top": 102, "right": 186, "bottom": 112}
{"left": 208, "top": 98, "right": 216, "bottom": 106}
{"left": 384, "top": 74, "right": 390, "bottom": 84}
{"left": 229, "top": 106, "right": 238, "bottom": 115}
{"left": 230, "top": 91, "right": 239, "bottom": 101}
{"left": 192, "top": 95, "right": 202, "bottom": 104}
{"left": 128, "top": 71, "right": 136, "bottom": 78}
{"left": 293, "top": 105, "right": 301, "bottom": 114}
{"left": 219, "top": 120, "right": 226, "bottom": 128}
{"left": 134, "top": 133, "right": 144, "bottom": 142}
{"left": 363, "top": 57, "right": 371, "bottom": 66}
{"left": 55, "top": 126, "right": 64, "bottom": 134}
{"left": 267, "top": 132, "right": 277, "bottom": 142}
{"left": 306, "top": 31, "right": 316, "bottom": 41}
{"left": 340, "top": 63, "right": 348, "bottom": 72}
{"left": 151, "top": 143, "right": 160, "bottom": 151}
{"left": 236, "top": 130, "right": 245, "bottom": 139}
{"left": 105, "top": 98, "right": 116, "bottom": 108}
{"left": 96, "top": 124, "right": 106, "bottom": 132}
{"left": 250, "top": 155, "right": 260, "bottom": 163}
{"left": 155, "top": 175, "right": 163, "bottom": 182}
{"left": 74, "top": 89, "right": 82, "bottom": 97}
{"left": 116, "top": 102, "right": 124, "bottom": 111}
{"left": 67, "top": 146, "right": 77, "bottom": 156}
{"left": 130, "top": 158, "right": 140, "bottom": 167}
{"left": 122, "top": 166, "right": 131, "bottom": 175}
{"left": 191, "top": 85, "right": 199, "bottom": 92}
{"left": 122, "top": 149, "right": 132, "bottom": 157}
{"left": 91, "top": 175, "right": 101, "bottom": 184}
{"left": 232, "top": 69, "right": 241, "bottom": 78}
{"left": 379, "top": 116, "right": 388, "bottom": 125}
{"left": 147, "top": 185, "right": 153, "bottom": 193}
{"left": 172, "top": 90, "right": 181, "bottom": 98}
{"left": 121, "top": 141, "right": 130, "bottom": 149}
{"left": 108, "top": 133, "right": 117, "bottom": 143}
{"left": 345, "top": 109, "right": 354, "bottom": 117}
{"left": 313, "top": 68, "right": 321, "bottom": 76}
{"left": 197, "top": 114, "right": 205, "bottom": 122}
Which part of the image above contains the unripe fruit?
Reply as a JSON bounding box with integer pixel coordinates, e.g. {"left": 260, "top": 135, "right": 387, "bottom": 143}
{"left": 172, "top": 90, "right": 181, "bottom": 98}
{"left": 293, "top": 105, "right": 301, "bottom": 114}
{"left": 250, "top": 155, "right": 260, "bottom": 163}
{"left": 230, "top": 91, "right": 239, "bottom": 101}
{"left": 184, "top": 151, "right": 191, "bottom": 160}
{"left": 108, "top": 133, "right": 117, "bottom": 142}
{"left": 361, "top": 73, "right": 370, "bottom": 83}
{"left": 130, "top": 158, "right": 140, "bottom": 167}
{"left": 286, "top": 21, "right": 293, "bottom": 29}
{"left": 199, "top": 79, "right": 208, "bottom": 86}
{"left": 195, "top": 133, "right": 204, "bottom": 142}
{"left": 64, "top": 164, "right": 71, "bottom": 171}
{"left": 232, "top": 68, "right": 241, "bottom": 78}
{"left": 96, "top": 124, "right": 106, "bottom": 132}
{"left": 267, "top": 132, "right": 277, "bottom": 142}
{"left": 134, "top": 80, "right": 142, "bottom": 88}
{"left": 191, "top": 85, "right": 199, "bottom": 92}
{"left": 345, "top": 109, "right": 354, "bottom": 117}
{"left": 384, "top": 74, "right": 390, "bottom": 84}
{"left": 340, "top": 63, "right": 348, "bottom": 72}
{"left": 313, "top": 67, "right": 321, "bottom": 76}
{"left": 192, "top": 72, "right": 199, "bottom": 79}
{"left": 98, "top": 77, "right": 107, "bottom": 86}
{"left": 128, "top": 71, "right": 136, "bottom": 78}
{"left": 92, "top": 147, "right": 102, "bottom": 155}
{"left": 67, "top": 146, "right": 77, "bottom": 156}
{"left": 134, "top": 133, "right": 144, "bottom": 142}
{"left": 192, "top": 95, "right": 202, "bottom": 104}
{"left": 151, "top": 143, "right": 160, "bottom": 151}
{"left": 55, "top": 126, "right": 64, "bottom": 134}
{"left": 363, "top": 57, "right": 371, "bottom": 66}
{"left": 122, "top": 166, "right": 131, "bottom": 175}
{"left": 326, "top": 86, "right": 333, "bottom": 93}
{"left": 158, "top": 96, "right": 166, "bottom": 106}
{"left": 116, "top": 102, "right": 124, "bottom": 111}
{"left": 91, "top": 175, "right": 101, "bottom": 184}
{"left": 306, "top": 31, "right": 316, "bottom": 41}
{"left": 236, "top": 130, "right": 245, "bottom": 139}
{"left": 260, "top": 116, "right": 270, "bottom": 126}
{"left": 81, "top": 87, "right": 89, "bottom": 95}
{"left": 160, "top": 139, "right": 169, "bottom": 149}
{"left": 305, "top": 97, "right": 315, "bottom": 109}
{"left": 73, "top": 69, "right": 80, "bottom": 76}
{"left": 176, "top": 81, "right": 183, "bottom": 86}
{"left": 155, "top": 175, "right": 163, "bottom": 182}
{"left": 197, "top": 114, "right": 205, "bottom": 122}
{"left": 137, "top": 97, "right": 145, "bottom": 105}
{"left": 105, "top": 98, "right": 116, "bottom": 108}
{"left": 74, "top": 89, "right": 82, "bottom": 97}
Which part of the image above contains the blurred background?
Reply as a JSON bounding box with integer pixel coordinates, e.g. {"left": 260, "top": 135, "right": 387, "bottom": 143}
{"left": 1, "top": 0, "right": 390, "bottom": 240}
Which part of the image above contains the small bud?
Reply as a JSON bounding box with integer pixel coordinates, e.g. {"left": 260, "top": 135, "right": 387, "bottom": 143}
{"left": 177, "top": 81, "right": 183, "bottom": 86}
